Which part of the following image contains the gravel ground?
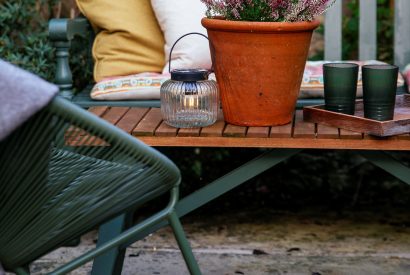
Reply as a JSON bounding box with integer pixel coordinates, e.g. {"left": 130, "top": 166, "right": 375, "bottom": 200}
{"left": 26, "top": 208, "right": 410, "bottom": 275}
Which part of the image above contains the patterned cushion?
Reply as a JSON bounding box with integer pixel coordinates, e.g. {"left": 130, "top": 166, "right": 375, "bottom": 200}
{"left": 91, "top": 73, "right": 169, "bottom": 100}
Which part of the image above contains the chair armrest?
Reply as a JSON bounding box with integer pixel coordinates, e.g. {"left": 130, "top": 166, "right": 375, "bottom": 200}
{"left": 49, "top": 17, "right": 92, "bottom": 100}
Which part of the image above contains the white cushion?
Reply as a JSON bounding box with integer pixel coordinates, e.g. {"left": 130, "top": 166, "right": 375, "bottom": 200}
{"left": 150, "top": 0, "right": 212, "bottom": 74}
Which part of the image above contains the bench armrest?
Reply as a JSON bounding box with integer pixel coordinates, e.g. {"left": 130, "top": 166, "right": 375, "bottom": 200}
{"left": 49, "top": 17, "right": 92, "bottom": 100}
{"left": 49, "top": 17, "right": 90, "bottom": 41}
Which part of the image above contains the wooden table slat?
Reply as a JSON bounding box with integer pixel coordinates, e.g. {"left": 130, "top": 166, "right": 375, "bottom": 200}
{"left": 339, "top": 129, "right": 363, "bottom": 140}
{"left": 364, "top": 134, "right": 399, "bottom": 141}
{"left": 223, "top": 124, "right": 247, "bottom": 137}
{"left": 200, "top": 112, "right": 226, "bottom": 137}
{"left": 247, "top": 127, "right": 270, "bottom": 138}
{"left": 316, "top": 124, "right": 339, "bottom": 139}
{"left": 396, "top": 133, "right": 410, "bottom": 140}
{"left": 293, "top": 110, "right": 315, "bottom": 138}
{"left": 101, "top": 107, "right": 129, "bottom": 125}
{"left": 116, "top": 108, "right": 149, "bottom": 134}
{"left": 269, "top": 119, "right": 293, "bottom": 138}
{"left": 132, "top": 108, "right": 163, "bottom": 136}
{"left": 89, "top": 106, "right": 109, "bottom": 118}
{"left": 155, "top": 121, "right": 178, "bottom": 137}
{"left": 85, "top": 106, "right": 410, "bottom": 150}
{"left": 178, "top": 127, "right": 201, "bottom": 137}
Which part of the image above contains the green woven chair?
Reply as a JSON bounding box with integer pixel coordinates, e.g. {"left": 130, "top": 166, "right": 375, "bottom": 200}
{"left": 0, "top": 96, "right": 201, "bottom": 275}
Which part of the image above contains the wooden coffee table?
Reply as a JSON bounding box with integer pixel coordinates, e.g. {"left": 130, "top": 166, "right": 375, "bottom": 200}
{"left": 88, "top": 106, "right": 410, "bottom": 275}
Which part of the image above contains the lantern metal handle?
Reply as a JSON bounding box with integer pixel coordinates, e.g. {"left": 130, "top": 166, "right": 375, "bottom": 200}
{"left": 168, "top": 32, "right": 213, "bottom": 73}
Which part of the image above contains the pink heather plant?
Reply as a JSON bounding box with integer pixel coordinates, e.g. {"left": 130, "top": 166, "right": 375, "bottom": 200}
{"left": 201, "top": 0, "right": 336, "bottom": 22}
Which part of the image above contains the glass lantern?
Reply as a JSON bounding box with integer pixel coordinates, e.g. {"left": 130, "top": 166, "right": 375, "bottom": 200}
{"left": 161, "top": 69, "right": 219, "bottom": 128}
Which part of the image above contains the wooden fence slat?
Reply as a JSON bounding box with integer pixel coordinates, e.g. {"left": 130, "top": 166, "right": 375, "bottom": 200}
{"left": 293, "top": 111, "right": 315, "bottom": 138}
{"left": 359, "top": 0, "right": 377, "bottom": 60}
{"left": 394, "top": 0, "right": 410, "bottom": 70}
{"left": 324, "top": 0, "right": 342, "bottom": 60}
{"left": 116, "top": 108, "right": 149, "bottom": 134}
{"left": 132, "top": 108, "right": 163, "bottom": 136}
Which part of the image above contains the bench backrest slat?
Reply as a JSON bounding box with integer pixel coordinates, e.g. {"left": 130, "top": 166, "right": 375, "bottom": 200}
{"left": 394, "top": 0, "right": 410, "bottom": 70}
{"left": 359, "top": 0, "right": 377, "bottom": 61}
{"left": 324, "top": 0, "right": 342, "bottom": 60}
{"left": 325, "top": 0, "right": 410, "bottom": 69}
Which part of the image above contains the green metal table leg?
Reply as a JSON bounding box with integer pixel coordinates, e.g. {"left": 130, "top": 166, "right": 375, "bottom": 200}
{"left": 168, "top": 211, "right": 202, "bottom": 275}
{"left": 359, "top": 150, "right": 410, "bottom": 185}
{"left": 125, "top": 148, "right": 301, "bottom": 245}
{"left": 176, "top": 148, "right": 301, "bottom": 216}
{"left": 91, "top": 212, "right": 133, "bottom": 275}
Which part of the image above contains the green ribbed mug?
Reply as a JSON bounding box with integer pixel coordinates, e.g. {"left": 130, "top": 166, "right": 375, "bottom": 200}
{"left": 362, "top": 64, "right": 399, "bottom": 121}
{"left": 323, "top": 63, "right": 359, "bottom": 115}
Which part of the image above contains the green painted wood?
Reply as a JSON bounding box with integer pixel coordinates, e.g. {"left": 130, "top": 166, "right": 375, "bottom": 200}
{"left": 359, "top": 0, "right": 377, "bottom": 60}
{"left": 324, "top": 0, "right": 342, "bottom": 60}
{"left": 359, "top": 151, "right": 410, "bottom": 186}
{"left": 54, "top": 41, "right": 73, "bottom": 100}
{"left": 48, "top": 18, "right": 90, "bottom": 41}
{"left": 49, "top": 18, "right": 91, "bottom": 100}
{"left": 394, "top": 0, "right": 410, "bottom": 70}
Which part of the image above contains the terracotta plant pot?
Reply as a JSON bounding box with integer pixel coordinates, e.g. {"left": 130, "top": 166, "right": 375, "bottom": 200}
{"left": 201, "top": 18, "right": 320, "bottom": 126}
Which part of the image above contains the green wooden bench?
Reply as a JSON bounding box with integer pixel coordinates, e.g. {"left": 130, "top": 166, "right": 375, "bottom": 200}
{"left": 49, "top": 0, "right": 410, "bottom": 109}
{"left": 48, "top": 1, "right": 410, "bottom": 274}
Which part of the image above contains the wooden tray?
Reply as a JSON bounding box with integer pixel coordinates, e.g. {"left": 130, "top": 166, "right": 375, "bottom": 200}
{"left": 303, "top": 94, "right": 410, "bottom": 137}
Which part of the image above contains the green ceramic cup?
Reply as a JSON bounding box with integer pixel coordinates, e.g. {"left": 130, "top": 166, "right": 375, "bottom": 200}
{"left": 323, "top": 63, "right": 359, "bottom": 115}
{"left": 362, "top": 64, "right": 399, "bottom": 121}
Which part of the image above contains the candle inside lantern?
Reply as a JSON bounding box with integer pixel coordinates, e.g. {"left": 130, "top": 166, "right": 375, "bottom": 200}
{"left": 184, "top": 95, "right": 197, "bottom": 109}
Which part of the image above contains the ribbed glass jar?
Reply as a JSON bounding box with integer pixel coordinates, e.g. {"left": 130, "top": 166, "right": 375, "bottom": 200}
{"left": 160, "top": 79, "right": 219, "bottom": 128}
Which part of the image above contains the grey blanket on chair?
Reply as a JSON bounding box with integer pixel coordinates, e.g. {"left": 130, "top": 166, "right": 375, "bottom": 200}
{"left": 0, "top": 59, "right": 58, "bottom": 141}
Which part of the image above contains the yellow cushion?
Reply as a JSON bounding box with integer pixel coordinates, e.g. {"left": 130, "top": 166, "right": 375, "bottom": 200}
{"left": 76, "top": 0, "right": 165, "bottom": 82}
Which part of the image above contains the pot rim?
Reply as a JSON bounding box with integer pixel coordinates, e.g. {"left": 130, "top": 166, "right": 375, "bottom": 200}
{"left": 201, "top": 17, "right": 320, "bottom": 32}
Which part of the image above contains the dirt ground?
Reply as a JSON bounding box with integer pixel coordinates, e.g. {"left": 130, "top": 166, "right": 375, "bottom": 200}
{"left": 28, "top": 207, "right": 410, "bottom": 275}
